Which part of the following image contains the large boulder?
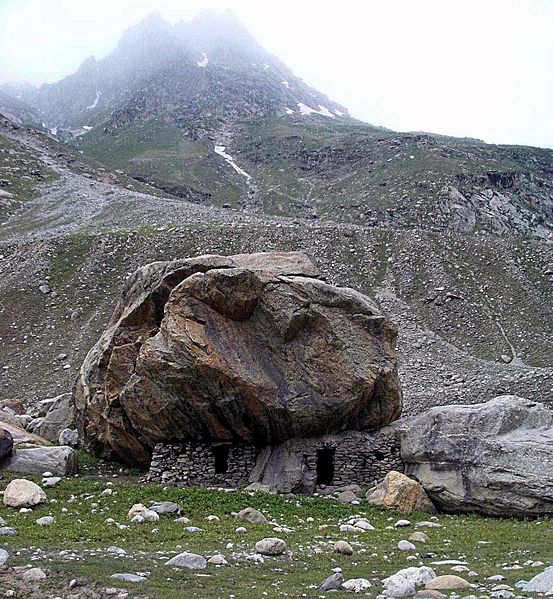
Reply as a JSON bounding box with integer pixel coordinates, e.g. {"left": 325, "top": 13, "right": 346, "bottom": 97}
{"left": 26, "top": 393, "right": 75, "bottom": 443}
{"left": 75, "top": 252, "right": 402, "bottom": 467}
{"left": 398, "top": 396, "right": 553, "bottom": 516}
{"left": 2, "top": 446, "right": 78, "bottom": 476}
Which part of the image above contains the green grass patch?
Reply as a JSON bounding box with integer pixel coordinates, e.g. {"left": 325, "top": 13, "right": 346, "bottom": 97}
{"left": 0, "top": 469, "right": 551, "bottom": 598}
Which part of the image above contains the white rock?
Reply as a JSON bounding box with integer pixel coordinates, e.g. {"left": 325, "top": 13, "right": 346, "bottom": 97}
{"left": 107, "top": 546, "right": 127, "bottom": 556}
{"left": 340, "top": 524, "right": 360, "bottom": 533}
{"left": 383, "top": 567, "right": 435, "bottom": 597}
{"left": 22, "top": 567, "right": 46, "bottom": 582}
{"left": 416, "top": 521, "right": 442, "bottom": 528}
{"left": 383, "top": 575, "right": 416, "bottom": 597}
{"left": 397, "top": 540, "right": 416, "bottom": 551}
{"left": 130, "top": 514, "right": 144, "bottom": 524}
{"left": 36, "top": 516, "right": 54, "bottom": 526}
{"left": 42, "top": 477, "right": 61, "bottom": 488}
{"left": 342, "top": 578, "right": 372, "bottom": 593}
{"left": 143, "top": 509, "right": 159, "bottom": 522}
{"left": 0, "top": 527, "right": 16, "bottom": 536}
{"left": 334, "top": 540, "right": 354, "bottom": 555}
{"left": 165, "top": 551, "right": 207, "bottom": 569}
{"left": 255, "top": 537, "right": 287, "bottom": 556}
{"left": 127, "top": 503, "right": 147, "bottom": 519}
{"left": 110, "top": 573, "right": 147, "bottom": 583}
{"left": 525, "top": 567, "right": 553, "bottom": 593}
{"left": 208, "top": 554, "right": 229, "bottom": 565}
{"left": 3, "top": 479, "right": 46, "bottom": 508}
{"left": 0, "top": 548, "right": 8, "bottom": 566}
{"left": 395, "top": 519, "right": 411, "bottom": 527}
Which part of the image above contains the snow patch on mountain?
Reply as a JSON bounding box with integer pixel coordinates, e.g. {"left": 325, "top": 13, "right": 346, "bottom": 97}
{"left": 214, "top": 145, "right": 252, "bottom": 181}
{"left": 284, "top": 107, "right": 294, "bottom": 115}
{"left": 197, "top": 53, "right": 209, "bottom": 67}
{"left": 297, "top": 102, "right": 335, "bottom": 118}
{"left": 281, "top": 80, "right": 290, "bottom": 88}
{"left": 86, "top": 91, "right": 102, "bottom": 110}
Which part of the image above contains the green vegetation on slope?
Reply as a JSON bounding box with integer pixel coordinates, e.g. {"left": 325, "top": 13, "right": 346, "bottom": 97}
{"left": 0, "top": 133, "right": 58, "bottom": 223}
{"left": 75, "top": 119, "right": 246, "bottom": 207}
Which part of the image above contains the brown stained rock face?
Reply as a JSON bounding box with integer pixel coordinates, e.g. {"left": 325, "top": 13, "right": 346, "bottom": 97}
{"left": 74, "top": 252, "right": 402, "bottom": 467}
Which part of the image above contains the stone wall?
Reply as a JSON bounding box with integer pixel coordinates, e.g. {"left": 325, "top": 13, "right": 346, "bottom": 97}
{"left": 146, "top": 427, "right": 403, "bottom": 494}
{"left": 147, "top": 442, "right": 259, "bottom": 487}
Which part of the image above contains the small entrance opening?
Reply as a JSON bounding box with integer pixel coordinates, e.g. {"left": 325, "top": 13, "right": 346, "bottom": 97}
{"left": 374, "top": 450, "right": 385, "bottom": 461}
{"left": 213, "top": 445, "right": 230, "bottom": 474}
{"left": 316, "top": 447, "right": 335, "bottom": 485}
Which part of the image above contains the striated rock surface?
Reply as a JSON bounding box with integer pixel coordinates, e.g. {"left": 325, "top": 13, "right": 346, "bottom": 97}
{"left": 2, "top": 446, "right": 78, "bottom": 476}
{"left": 75, "top": 252, "right": 402, "bottom": 467}
{"left": 399, "top": 395, "right": 553, "bottom": 516}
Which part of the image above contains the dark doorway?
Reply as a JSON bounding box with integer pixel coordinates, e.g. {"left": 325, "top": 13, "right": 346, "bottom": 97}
{"left": 213, "top": 445, "right": 230, "bottom": 474}
{"left": 316, "top": 447, "right": 335, "bottom": 485}
{"left": 374, "top": 450, "right": 385, "bottom": 461}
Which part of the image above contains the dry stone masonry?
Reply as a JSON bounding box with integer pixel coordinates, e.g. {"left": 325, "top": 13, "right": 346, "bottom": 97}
{"left": 147, "top": 427, "right": 403, "bottom": 494}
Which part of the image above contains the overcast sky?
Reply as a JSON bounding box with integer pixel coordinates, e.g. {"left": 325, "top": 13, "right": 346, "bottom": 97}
{"left": 0, "top": 0, "right": 551, "bottom": 148}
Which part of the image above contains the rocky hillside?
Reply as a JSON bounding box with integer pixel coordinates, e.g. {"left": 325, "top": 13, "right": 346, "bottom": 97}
{"left": 4, "top": 13, "right": 550, "bottom": 241}
{"left": 0, "top": 13, "right": 551, "bottom": 416}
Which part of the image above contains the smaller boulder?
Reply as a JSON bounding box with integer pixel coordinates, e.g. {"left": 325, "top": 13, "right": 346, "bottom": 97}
{"left": 366, "top": 471, "right": 436, "bottom": 514}
{"left": 3, "top": 479, "right": 46, "bottom": 508}
{"left": 397, "top": 540, "right": 416, "bottom": 551}
{"left": 426, "top": 575, "right": 471, "bottom": 590}
{"left": 22, "top": 567, "right": 46, "bottom": 582}
{"left": 42, "top": 476, "right": 61, "bottom": 488}
{"left": 338, "top": 490, "right": 358, "bottom": 504}
{"left": 2, "top": 446, "right": 77, "bottom": 476}
{"left": 110, "top": 573, "right": 147, "bottom": 583}
{"left": 0, "top": 527, "right": 16, "bottom": 536}
{"left": 149, "top": 501, "right": 182, "bottom": 514}
{"left": 255, "top": 537, "right": 287, "bottom": 556}
{"left": 36, "top": 516, "right": 54, "bottom": 526}
{"left": 237, "top": 507, "right": 268, "bottom": 525}
{"left": 342, "top": 578, "right": 372, "bottom": 593}
{"left": 319, "top": 572, "right": 344, "bottom": 591}
{"left": 27, "top": 393, "right": 75, "bottom": 442}
{"left": 58, "top": 428, "right": 79, "bottom": 448}
{"left": 334, "top": 540, "right": 354, "bottom": 555}
{"left": 409, "top": 532, "right": 429, "bottom": 543}
{"left": 524, "top": 567, "right": 553, "bottom": 593}
{"left": 0, "top": 548, "right": 8, "bottom": 566}
{"left": 165, "top": 551, "right": 207, "bottom": 569}
{"left": 208, "top": 554, "right": 229, "bottom": 566}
